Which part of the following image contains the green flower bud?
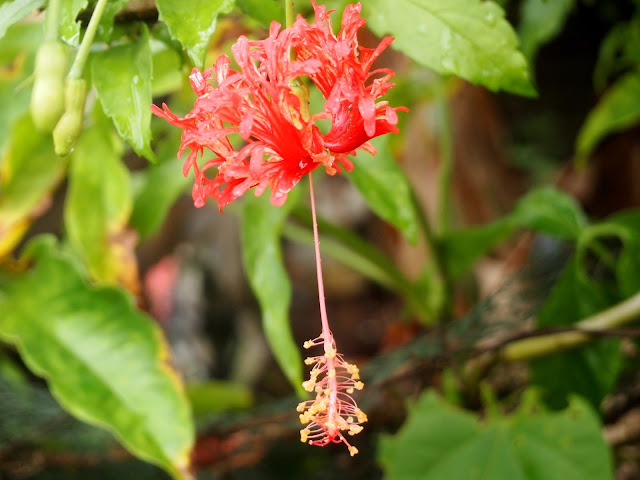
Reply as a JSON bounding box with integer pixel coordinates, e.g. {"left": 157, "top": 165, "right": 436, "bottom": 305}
{"left": 53, "top": 78, "right": 87, "bottom": 156}
{"left": 30, "top": 42, "right": 68, "bottom": 133}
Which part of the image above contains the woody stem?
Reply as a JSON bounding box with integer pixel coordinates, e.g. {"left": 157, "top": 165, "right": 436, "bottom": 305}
{"left": 309, "top": 175, "right": 331, "bottom": 339}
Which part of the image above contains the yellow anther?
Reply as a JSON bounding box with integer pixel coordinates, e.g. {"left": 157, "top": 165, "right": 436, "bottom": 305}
{"left": 297, "top": 402, "right": 306, "bottom": 412}
{"left": 349, "top": 424, "right": 363, "bottom": 435}
{"left": 347, "top": 388, "right": 354, "bottom": 394}
{"left": 356, "top": 410, "right": 368, "bottom": 423}
{"left": 349, "top": 446, "right": 359, "bottom": 456}
{"left": 354, "top": 381, "right": 364, "bottom": 390}
{"left": 300, "top": 428, "right": 310, "bottom": 443}
{"left": 303, "top": 340, "right": 314, "bottom": 349}
{"left": 328, "top": 368, "right": 336, "bottom": 378}
{"left": 305, "top": 357, "right": 316, "bottom": 365}
{"left": 303, "top": 380, "right": 315, "bottom": 392}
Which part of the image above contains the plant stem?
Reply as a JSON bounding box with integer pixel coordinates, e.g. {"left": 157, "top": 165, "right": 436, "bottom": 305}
{"left": 285, "top": 0, "right": 295, "bottom": 28}
{"left": 502, "top": 290, "right": 640, "bottom": 362}
{"left": 68, "top": 0, "right": 109, "bottom": 79}
{"left": 309, "top": 175, "right": 331, "bottom": 338}
{"left": 435, "top": 85, "right": 454, "bottom": 235}
{"left": 44, "top": 0, "right": 63, "bottom": 42}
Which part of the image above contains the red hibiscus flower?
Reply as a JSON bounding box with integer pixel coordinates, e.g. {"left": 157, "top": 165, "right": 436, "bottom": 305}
{"left": 152, "top": 1, "right": 406, "bottom": 210}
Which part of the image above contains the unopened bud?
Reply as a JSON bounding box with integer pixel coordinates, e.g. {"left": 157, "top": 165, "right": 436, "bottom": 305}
{"left": 30, "top": 42, "right": 68, "bottom": 133}
{"left": 53, "top": 78, "right": 87, "bottom": 156}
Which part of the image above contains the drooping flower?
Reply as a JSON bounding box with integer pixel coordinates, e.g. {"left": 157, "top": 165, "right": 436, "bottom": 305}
{"left": 152, "top": 1, "right": 406, "bottom": 210}
{"left": 297, "top": 333, "right": 367, "bottom": 456}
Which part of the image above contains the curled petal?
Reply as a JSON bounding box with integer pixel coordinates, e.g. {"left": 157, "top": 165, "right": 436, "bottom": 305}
{"left": 151, "top": 2, "right": 406, "bottom": 210}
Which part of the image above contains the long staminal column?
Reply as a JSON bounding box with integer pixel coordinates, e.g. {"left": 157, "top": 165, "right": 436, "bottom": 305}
{"left": 297, "top": 175, "right": 367, "bottom": 456}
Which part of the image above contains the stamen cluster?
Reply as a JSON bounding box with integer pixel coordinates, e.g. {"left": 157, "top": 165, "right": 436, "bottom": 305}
{"left": 297, "top": 334, "right": 367, "bottom": 456}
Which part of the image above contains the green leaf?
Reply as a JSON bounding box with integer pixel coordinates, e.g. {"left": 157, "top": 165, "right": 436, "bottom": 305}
{"left": 617, "top": 236, "right": 640, "bottom": 298}
{"left": 155, "top": 0, "right": 235, "bottom": 68}
{"left": 441, "top": 187, "right": 586, "bottom": 279}
{"left": 0, "top": 22, "right": 42, "bottom": 150}
{"left": 532, "top": 258, "right": 622, "bottom": 408}
{"left": 362, "top": 0, "right": 536, "bottom": 97}
{"left": 0, "top": 13, "right": 42, "bottom": 66}
{"left": 441, "top": 218, "right": 513, "bottom": 280}
{"left": 379, "top": 390, "right": 613, "bottom": 480}
{"left": 593, "top": 17, "right": 640, "bottom": 91}
{"left": 576, "top": 70, "right": 640, "bottom": 157}
{"left": 130, "top": 132, "right": 190, "bottom": 239}
{"left": 96, "top": 0, "right": 128, "bottom": 43}
{"left": 596, "top": 210, "right": 640, "bottom": 298}
{"left": 0, "top": 114, "right": 66, "bottom": 257}
{"left": 186, "top": 381, "right": 253, "bottom": 418}
{"left": 348, "top": 136, "right": 420, "bottom": 244}
{"left": 64, "top": 120, "right": 135, "bottom": 286}
{"left": 241, "top": 190, "right": 305, "bottom": 397}
{"left": 91, "top": 26, "right": 156, "bottom": 162}
{"left": 518, "top": 0, "right": 576, "bottom": 62}
{"left": 0, "top": 236, "right": 194, "bottom": 479}
{"left": 0, "top": 0, "right": 45, "bottom": 41}
{"left": 510, "top": 187, "right": 587, "bottom": 240}
{"left": 60, "top": 0, "right": 88, "bottom": 46}
{"left": 150, "top": 35, "right": 184, "bottom": 97}
{"left": 236, "top": 0, "right": 283, "bottom": 27}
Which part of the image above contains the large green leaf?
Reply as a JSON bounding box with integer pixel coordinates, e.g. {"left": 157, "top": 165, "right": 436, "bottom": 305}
{"left": 64, "top": 120, "right": 135, "bottom": 288}
{"left": 379, "top": 390, "right": 613, "bottom": 480}
{"left": 532, "top": 258, "right": 622, "bottom": 408}
{"left": 91, "top": 26, "right": 156, "bottom": 162}
{"left": 362, "top": 0, "right": 535, "bottom": 97}
{"left": 518, "top": 0, "right": 576, "bottom": 62}
{"left": 241, "top": 190, "right": 304, "bottom": 397}
{"left": 155, "top": 0, "right": 235, "bottom": 68}
{"left": 0, "top": 236, "right": 194, "bottom": 479}
{"left": 0, "top": 0, "right": 44, "bottom": 40}
{"left": 348, "top": 136, "right": 420, "bottom": 244}
{"left": 0, "top": 114, "right": 66, "bottom": 257}
{"left": 576, "top": 70, "right": 640, "bottom": 157}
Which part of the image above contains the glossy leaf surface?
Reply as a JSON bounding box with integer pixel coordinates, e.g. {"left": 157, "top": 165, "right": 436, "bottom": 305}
{"left": 363, "top": 0, "right": 535, "bottom": 96}
{"left": 91, "top": 25, "right": 156, "bottom": 162}
{"left": 379, "top": 390, "right": 613, "bottom": 480}
{"left": 0, "top": 236, "right": 194, "bottom": 479}
{"left": 155, "top": 0, "right": 235, "bottom": 67}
